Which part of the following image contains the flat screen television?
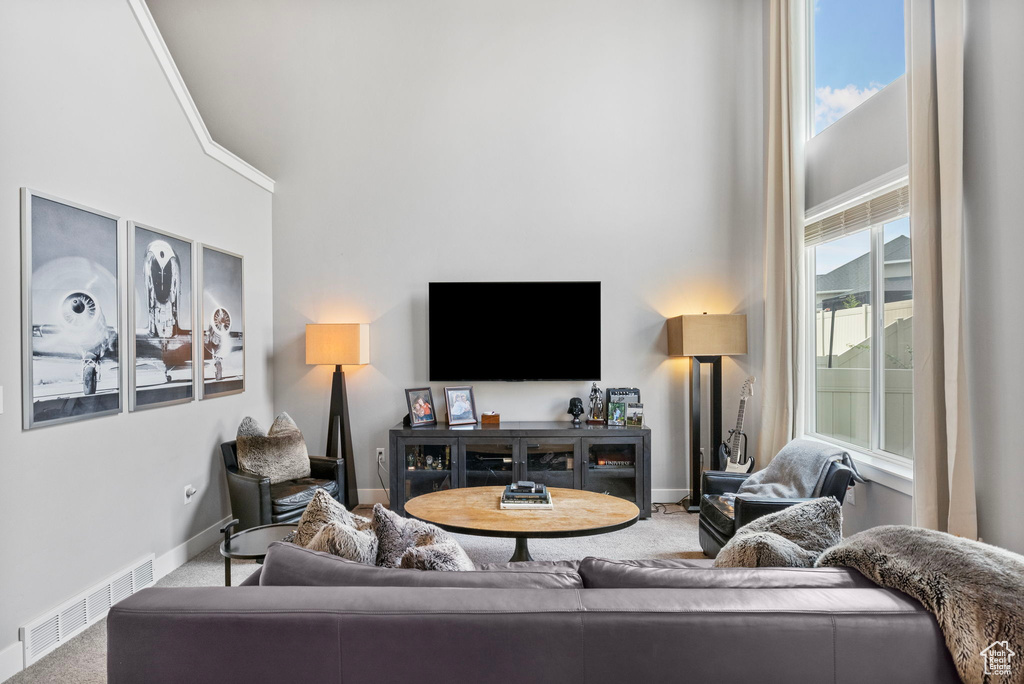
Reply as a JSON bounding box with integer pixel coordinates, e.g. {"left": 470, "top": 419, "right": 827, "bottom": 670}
{"left": 428, "top": 281, "right": 601, "bottom": 381}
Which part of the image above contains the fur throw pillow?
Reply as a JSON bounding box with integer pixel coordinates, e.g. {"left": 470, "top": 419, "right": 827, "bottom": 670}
{"left": 293, "top": 488, "right": 369, "bottom": 548}
{"left": 715, "top": 497, "right": 843, "bottom": 568}
{"left": 236, "top": 413, "right": 310, "bottom": 484}
{"left": 372, "top": 504, "right": 472, "bottom": 571}
{"left": 306, "top": 521, "right": 379, "bottom": 565}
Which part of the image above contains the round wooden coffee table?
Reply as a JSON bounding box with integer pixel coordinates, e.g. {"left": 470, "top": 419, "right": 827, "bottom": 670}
{"left": 404, "top": 486, "right": 639, "bottom": 562}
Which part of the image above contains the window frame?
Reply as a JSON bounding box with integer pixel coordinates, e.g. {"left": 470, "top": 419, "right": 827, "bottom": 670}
{"left": 804, "top": 187, "right": 913, "bottom": 477}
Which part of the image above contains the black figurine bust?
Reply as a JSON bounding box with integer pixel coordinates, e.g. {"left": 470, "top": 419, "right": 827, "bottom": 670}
{"left": 567, "top": 397, "right": 584, "bottom": 425}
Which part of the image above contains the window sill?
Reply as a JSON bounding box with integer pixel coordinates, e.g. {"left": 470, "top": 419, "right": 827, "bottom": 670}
{"left": 802, "top": 435, "right": 913, "bottom": 496}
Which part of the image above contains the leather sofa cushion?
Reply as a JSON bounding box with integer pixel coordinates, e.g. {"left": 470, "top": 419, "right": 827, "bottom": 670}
{"left": 260, "top": 542, "right": 584, "bottom": 589}
{"left": 578, "top": 556, "right": 875, "bottom": 589}
{"left": 699, "top": 494, "right": 735, "bottom": 535}
{"left": 270, "top": 478, "right": 338, "bottom": 512}
{"left": 476, "top": 559, "right": 583, "bottom": 573}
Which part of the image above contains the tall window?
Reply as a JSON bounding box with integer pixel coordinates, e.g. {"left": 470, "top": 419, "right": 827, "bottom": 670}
{"left": 808, "top": 186, "right": 913, "bottom": 460}
{"left": 812, "top": 0, "right": 905, "bottom": 135}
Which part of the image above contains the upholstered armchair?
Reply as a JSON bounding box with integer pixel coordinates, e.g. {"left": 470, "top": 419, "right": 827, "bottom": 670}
{"left": 698, "top": 462, "right": 857, "bottom": 558}
{"left": 221, "top": 440, "right": 345, "bottom": 531}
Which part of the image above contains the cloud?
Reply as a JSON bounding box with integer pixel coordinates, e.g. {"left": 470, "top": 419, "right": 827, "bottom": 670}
{"left": 815, "top": 83, "right": 881, "bottom": 130}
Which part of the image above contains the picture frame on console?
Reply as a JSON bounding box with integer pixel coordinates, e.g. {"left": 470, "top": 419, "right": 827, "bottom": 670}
{"left": 405, "top": 387, "right": 437, "bottom": 427}
{"left": 444, "top": 385, "right": 477, "bottom": 425}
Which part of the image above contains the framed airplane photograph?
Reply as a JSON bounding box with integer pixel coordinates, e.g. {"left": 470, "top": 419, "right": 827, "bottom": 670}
{"left": 21, "top": 188, "right": 123, "bottom": 429}
{"left": 199, "top": 244, "right": 245, "bottom": 399}
{"left": 128, "top": 222, "right": 196, "bottom": 410}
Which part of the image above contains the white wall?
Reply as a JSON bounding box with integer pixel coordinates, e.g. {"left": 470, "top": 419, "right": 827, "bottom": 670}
{"left": 0, "top": 0, "right": 274, "bottom": 672}
{"left": 148, "top": 0, "right": 767, "bottom": 501}
{"left": 964, "top": 0, "right": 1024, "bottom": 554}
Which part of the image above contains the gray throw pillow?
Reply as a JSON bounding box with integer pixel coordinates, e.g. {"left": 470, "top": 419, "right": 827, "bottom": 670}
{"left": 236, "top": 412, "right": 311, "bottom": 484}
{"left": 714, "top": 497, "right": 843, "bottom": 568}
{"left": 372, "top": 503, "right": 472, "bottom": 570}
{"left": 293, "top": 488, "right": 360, "bottom": 548}
{"left": 306, "top": 521, "right": 379, "bottom": 565}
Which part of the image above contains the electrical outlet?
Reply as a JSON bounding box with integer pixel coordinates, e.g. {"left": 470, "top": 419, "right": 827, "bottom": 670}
{"left": 376, "top": 448, "right": 386, "bottom": 467}
{"left": 846, "top": 486, "right": 856, "bottom": 506}
{"left": 184, "top": 484, "right": 197, "bottom": 505}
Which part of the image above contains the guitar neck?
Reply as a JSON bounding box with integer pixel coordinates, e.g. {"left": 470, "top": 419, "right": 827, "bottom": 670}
{"left": 730, "top": 398, "right": 747, "bottom": 453}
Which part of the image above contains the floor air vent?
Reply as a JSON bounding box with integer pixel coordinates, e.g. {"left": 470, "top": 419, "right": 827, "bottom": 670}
{"left": 20, "top": 554, "right": 155, "bottom": 668}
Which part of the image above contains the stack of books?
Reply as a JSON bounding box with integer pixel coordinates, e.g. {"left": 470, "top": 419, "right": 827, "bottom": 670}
{"left": 500, "top": 482, "right": 553, "bottom": 510}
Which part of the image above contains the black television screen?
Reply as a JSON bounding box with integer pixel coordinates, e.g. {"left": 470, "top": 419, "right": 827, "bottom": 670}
{"left": 428, "top": 281, "right": 601, "bottom": 381}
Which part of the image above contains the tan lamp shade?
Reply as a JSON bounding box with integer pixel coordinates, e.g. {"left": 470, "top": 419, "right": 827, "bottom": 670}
{"left": 667, "top": 314, "right": 747, "bottom": 357}
{"left": 306, "top": 323, "right": 370, "bottom": 366}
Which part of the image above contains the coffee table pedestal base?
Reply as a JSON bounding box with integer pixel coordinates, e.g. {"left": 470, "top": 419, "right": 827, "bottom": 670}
{"left": 510, "top": 537, "right": 534, "bottom": 563}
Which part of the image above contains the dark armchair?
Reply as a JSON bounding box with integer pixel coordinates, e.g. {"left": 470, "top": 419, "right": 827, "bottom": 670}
{"left": 698, "top": 461, "right": 857, "bottom": 558}
{"left": 221, "top": 440, "right": 345, "bottom": 532}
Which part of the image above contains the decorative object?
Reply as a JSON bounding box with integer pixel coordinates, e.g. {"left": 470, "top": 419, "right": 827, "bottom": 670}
{"left": 404, "top": 387, "right": 437, "bottom": 427}
{"left": 567, "top": 397, "right": 584, "bottom": 425}
{"left": 128, "top": 222, "right": 195, "bottom": 410}
{"left": 607, "top": 402, "right": 626, "bottom": 426}
{"left": 372, "top": 503, "right": 473, "bottom": 570}
{"left": 305, "top": 323, "right": 369, "bottom": 508}
{"left": 717, "top": 376, "right": 756, "bottom": 473}
{"left": 817, "top": 525, "right": 1024, "bottom": 684}
{"left": 713, "top": 497, "right": 842, "bottom": 568}
{"left": 606, "top": 387, "right": 640, "bottom": 418}
{"left": 403, "top": 486, "right": 639, "bottom": 563}
{"left": 586, "top": 382, "right": 604, "bottom": 424}
{"left": 625, "top": 403, "right": 643, "bottom": 427}
{"left": 235, "top": 413, "right": 311, "bottom": 485}
{"left": 306, "top": 520, "right": 379, "bottom": 565}
{"left": 200, "top": 244, "right": 244, "bottom": 398}
{"left": 218, "top": 520, "right": 297, "bottom": 586}
{"left": 21, "top": 189, "right": 122, "bottom": 429}
{"left": 444, "top": 385, "right": 477, "bottom": 425}
{"left": 667, "top": 312, "right": 748, "bottom": 511}
{"left": 480, "top": 411, "right": 500, "bottom": 425}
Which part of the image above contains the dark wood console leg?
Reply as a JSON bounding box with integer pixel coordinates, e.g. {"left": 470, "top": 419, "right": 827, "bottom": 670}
{"left": 510, "top": 537, "right": 534, "bottom": 563}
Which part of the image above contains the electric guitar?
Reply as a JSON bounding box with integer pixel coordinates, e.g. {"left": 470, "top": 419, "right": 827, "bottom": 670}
{"left": 719, "top": 376, "right": 755, "bottom": 473}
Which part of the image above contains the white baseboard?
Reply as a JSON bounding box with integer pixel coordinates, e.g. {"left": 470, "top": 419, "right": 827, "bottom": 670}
{"left": 154, "top": 515, "right": 232, "bottom": 581}
{"left": 357, "top": 488, "right": 389, "bottom": 506}
{"left": 0, "top": 641, "right": 22, "bottom": 684}
{"left": 651, "top": 488, "right": 689, "bottom": 504}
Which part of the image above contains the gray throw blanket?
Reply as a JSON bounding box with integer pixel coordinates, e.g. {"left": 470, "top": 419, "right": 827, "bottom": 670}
{"left": 734, "top": 438, "right": 864, "bottom": 499}
{"left": 818, "top": 526, "right": 1024, "bottom": 684}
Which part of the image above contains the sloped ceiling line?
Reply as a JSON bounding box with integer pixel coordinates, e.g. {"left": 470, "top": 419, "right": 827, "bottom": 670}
{"left": 127, "top": 0, "right": 276, "bottom": 193}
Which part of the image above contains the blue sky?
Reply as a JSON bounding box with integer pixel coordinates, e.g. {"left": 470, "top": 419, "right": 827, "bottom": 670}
{"left": 813, "top": 0, "right": 905, "bottom": 134}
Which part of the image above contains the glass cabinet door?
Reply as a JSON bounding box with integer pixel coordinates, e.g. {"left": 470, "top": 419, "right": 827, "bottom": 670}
{"left": 400, "top": 440, "right": 454, "bottom": 501}
{"left": 461, "top": 439, "right": 515, "bottom": 488}
{"left": 582, "top": 437, "right": 640, "bottom": 503}
{"left": 522, "top": 440, "right": 579, "bottom": 490}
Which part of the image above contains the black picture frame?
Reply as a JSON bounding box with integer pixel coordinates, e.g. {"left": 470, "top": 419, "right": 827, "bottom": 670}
{"left": 606, "top": 387, "right": 640, "bottom": 420}
{"left": 444, "top": 385, "right": 477, "bottom": 426}
{"left": 405, "top": 387, "right": 438, "bottom": 427}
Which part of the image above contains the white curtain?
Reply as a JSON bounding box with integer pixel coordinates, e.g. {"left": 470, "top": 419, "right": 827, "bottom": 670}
{"left": 758, "top": 0, "right": 807, "bottom": 466}
{"left": 906, "top": 0, "right": 978, "bottom": 538}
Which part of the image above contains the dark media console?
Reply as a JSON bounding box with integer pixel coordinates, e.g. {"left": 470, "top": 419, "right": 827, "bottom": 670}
{"left": 388, "top": 421, "right": 651, "bottom": 518}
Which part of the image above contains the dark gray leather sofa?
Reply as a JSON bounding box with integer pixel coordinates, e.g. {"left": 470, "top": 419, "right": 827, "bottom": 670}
{"left": 107, "top": 544, "right": 959, "bottom": 683}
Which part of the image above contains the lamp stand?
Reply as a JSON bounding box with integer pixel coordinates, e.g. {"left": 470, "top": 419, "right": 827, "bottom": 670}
{"left": 326, "top": 364, "right": 359, "bottom": 508}
{"left": 687, "top": 355, "right": 723, "bottom": 513}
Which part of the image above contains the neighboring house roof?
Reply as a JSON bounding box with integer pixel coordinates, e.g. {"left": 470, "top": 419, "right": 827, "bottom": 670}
{"left": 816, "top": 235, "right": 911, "bottom": 301}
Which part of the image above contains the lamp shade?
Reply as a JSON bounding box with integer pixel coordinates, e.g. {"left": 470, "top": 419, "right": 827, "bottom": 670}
{"left": 667, "top": 314, "right": 747, "bottom": 357}
{"left": 305, "top": 323, "right": 370, "bottom": 366}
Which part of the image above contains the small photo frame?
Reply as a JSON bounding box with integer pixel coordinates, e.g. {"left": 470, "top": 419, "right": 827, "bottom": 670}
{"left": 444, "top": 385, "right": 477, "bottom": 426}
{"left": 607, "top": 401, "right": 626, "bottom": 426}
{"left": 625, "top": 403, "right": 644, "bottom": 427}
{"left": 606, "top": 387, "right": 640, "bottom": 419}
{"left": 405, "top": 387, "right": 437, "bottom": 427}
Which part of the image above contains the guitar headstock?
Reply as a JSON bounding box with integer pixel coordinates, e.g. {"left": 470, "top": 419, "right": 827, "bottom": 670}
{"left": 741, "top": 376, "right": 755, "bottom": 398}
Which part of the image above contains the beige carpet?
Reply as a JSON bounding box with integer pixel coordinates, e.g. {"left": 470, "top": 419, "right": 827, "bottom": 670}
{"left": 7, "top": 504, "right": 702, "bottom": 684}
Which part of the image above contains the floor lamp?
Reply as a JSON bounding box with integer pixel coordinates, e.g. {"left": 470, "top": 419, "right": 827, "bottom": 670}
{"left": 667, "top": 313, "right": 747, "bottom": 512}
{"left": 306, "top": 323, "right": 369, "bottom": 509}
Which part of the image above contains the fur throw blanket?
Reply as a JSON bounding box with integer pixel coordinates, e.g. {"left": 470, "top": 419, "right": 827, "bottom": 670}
{"left": 817, "top": 526, "right": 1024, "bottom": 684}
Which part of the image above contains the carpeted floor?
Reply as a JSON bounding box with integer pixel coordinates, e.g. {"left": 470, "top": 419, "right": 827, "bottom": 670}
{"left": 7, "top": 504, "right": 702, "bottom": 683}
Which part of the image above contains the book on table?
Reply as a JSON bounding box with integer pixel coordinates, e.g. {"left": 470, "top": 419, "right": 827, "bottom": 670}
{"left": 500, "top": 482, "right": 553, "bottom": 509}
